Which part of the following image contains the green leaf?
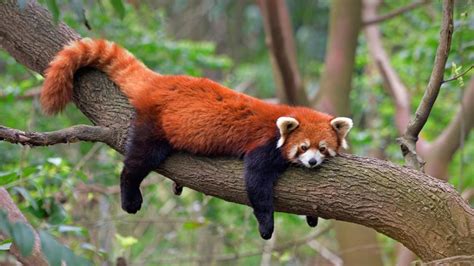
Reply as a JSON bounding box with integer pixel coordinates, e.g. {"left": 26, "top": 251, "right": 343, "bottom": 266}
{"left": 48, "top": 201, "right": 66, "bottom": 225}
{"left": 58, "top": 225, "right": 86, "bottom": 236}
{"left": 39, "top": 231, "right": 63, "bottom": 266}
{"left": 115, "top": 234, "right": 138, "bottom": 248}
{"left": 0, "top": 211, "right": 12, "bottom": 237}
{"left": 45, "top": 0, "right": 60, "bottom": 23}
{"left": 21, "top": 166, "right": 38, "bottom": 178}
{"left": 13, "top": 187, "right": 39, "bottom": 210}
{"left": 182, "top": 220, "right": 206, "bottom": 230}
{"left": 110, "top": 0, "right": 126, "bottom": 19}
{"left": 0, "top": 171, "right": 19, "bottom": 186}
{"left": 0, "top": 239, "right": 12, "bottom": 250}
{"left": 11, "top": 222, "right": 34, "bottom": 257}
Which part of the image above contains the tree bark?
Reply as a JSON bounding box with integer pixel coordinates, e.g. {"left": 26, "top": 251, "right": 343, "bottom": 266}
{"left": 0, "top": 0, "right": 473, "bottom": 262}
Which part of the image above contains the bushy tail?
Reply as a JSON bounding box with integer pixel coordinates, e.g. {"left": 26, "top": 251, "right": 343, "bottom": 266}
{"left": 40, "top": 38, "right": 156, "bottom": 115}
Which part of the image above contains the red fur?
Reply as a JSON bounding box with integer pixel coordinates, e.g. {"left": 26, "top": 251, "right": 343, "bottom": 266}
{"left": 40, "top": 39, "right": 340, "bottom": 156}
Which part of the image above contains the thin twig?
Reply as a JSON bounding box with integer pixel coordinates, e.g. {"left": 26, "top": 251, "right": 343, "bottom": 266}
{"left": 397, "top": 0, "right": 454, "bottom": 170}
{"left": 363, "top": 0, "right": 431, "bottom": 26}
{"left": 0, "top": 124, "right": 113, "bottom": 147}
{"left": 442, "top": 65, "right": 474, "bottom": 84}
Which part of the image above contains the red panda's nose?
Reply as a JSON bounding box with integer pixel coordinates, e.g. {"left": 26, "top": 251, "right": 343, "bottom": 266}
{"left": 308, "top": 159, "right": 317, "bottom": 166}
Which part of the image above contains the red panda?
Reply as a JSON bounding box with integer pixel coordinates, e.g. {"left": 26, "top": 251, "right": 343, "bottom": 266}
{"left": 40, "top": 38, "right": 353, "bottom": 240}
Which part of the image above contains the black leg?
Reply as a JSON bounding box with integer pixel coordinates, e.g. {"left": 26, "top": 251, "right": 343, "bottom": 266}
{"left": 120, "top": 122, "right": 171, "bottom": 214}
{"left": 244, "top": 140, "right": 288, "bottom": 240}
{"left": 244, "top": 167, "right": 278, "bottom": 240}
{"left": 306, "top": 216, "right": 319, "bottom": 227}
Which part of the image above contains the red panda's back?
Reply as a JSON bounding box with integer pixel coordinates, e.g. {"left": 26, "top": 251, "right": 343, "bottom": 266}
{"left": 144, "top": 75, "right": 285, "bottom": 156}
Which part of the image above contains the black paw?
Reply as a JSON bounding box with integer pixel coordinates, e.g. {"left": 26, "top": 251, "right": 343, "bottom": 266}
{"left": 259, "top": 224, "right": 274, "bottom": 240}
{"left": 121, "top": 187, "right": 143, "bottom": 214}
{"left": 173, "top": 182, "right": 183, "bottom": 196}
{"left": 306, "top": 215, "right": 318, "bottom": 227}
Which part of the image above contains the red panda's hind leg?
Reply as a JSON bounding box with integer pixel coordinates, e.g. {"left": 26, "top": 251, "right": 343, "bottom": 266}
{"left": 120, "top": 122, "right": 171, "bottom": 214}
{"left": 306, "top": 216, "right": 319, "bottom": 227}
{"left": 244, "top": 139, "right": 288, "bottom": 240}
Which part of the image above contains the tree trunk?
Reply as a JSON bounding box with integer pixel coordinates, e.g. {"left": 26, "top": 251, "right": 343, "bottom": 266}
{"left": 0, "top": 0, "right": 473, "bottom": 262}
{"left": 257, "top": 0, "right": 309, "bottom": 105}
{"left": 314, "top": 0, "right": 362, "bottom": 117}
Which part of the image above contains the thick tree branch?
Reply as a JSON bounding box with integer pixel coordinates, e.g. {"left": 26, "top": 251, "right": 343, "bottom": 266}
{"left": 0, "top": 124, "right": 114, "bottom": 147}
{"left": 0, "top": 188, "right": 48, "bottom": 265}
{"left": 0, "top": 0, "right": 472, "bottom": 261}
{"left": 363, "top": 0, "right": 431, "bottom": 26}
{"left": 257, "top": 0, "right": 309, "bottom": 105}
{"left": 398, "top": 0, "right": 454, "bottom": 170}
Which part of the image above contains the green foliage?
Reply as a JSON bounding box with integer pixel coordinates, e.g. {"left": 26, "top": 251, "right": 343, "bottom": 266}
{"left": 0, "top": 210, "right": 90, "bottom": 263}
{"left": 39, "top": 230, "right": 92, "bottom": 266}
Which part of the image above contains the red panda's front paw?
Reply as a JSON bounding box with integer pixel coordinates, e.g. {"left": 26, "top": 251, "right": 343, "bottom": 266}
{"left": 259, "top": 224, "right": 274, "bottom": 240}
{"left": 121, "top": 188, "right": 143, "bottom": 214}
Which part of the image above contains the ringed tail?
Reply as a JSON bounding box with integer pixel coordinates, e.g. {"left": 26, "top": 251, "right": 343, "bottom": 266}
{"left": 40, "top": 38, "right": 156, "bottom": 115}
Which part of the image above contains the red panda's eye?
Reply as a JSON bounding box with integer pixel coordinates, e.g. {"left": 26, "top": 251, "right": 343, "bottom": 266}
{"left": 319, "top": 147, "right": 327, "bottom": 153}
{"left": 301, "top": 145, "right": 308, "bottom": 152}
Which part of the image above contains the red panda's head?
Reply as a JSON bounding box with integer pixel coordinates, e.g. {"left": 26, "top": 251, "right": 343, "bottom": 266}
{"left": 276, "top": 113, "right": 353, "bottom": 168}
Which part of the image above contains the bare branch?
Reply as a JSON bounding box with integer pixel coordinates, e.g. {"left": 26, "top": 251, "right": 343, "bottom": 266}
{"left": 398, "top": 0, "right": 454, "bottom": 170}
{"left": 0, "top": 87, "right": 41, "bottom": 100}
{"left": 363, "top": 0, "right": 431, "bottom": 26}
{"left": 0, "top": 124, "right": 114, "bottom": 147}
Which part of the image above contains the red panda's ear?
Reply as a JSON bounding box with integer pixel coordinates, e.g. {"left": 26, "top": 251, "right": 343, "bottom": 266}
{"left": 330, "top": 117, "right": 353, "bottom": 149}
{"left": 276, "top": 117, "right": 299, "bottom": 148}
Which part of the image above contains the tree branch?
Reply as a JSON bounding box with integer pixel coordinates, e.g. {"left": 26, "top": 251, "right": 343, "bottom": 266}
{"left": 0, "top": 125, "right": 114, "bottom": 147}
{"left": 0, "top": 188, "right": 48, "bottom": 265}
{"left": 0, "top": 0, "right": 472, "bottom": 261}
{"left": 363, "top": 0, "right": 431, "bottom": 26}
{"left": 398, "top": 0, "right": 454, "bottom": 170}
{"left": 442, "top": 65, "right": 473, "bottom": 84}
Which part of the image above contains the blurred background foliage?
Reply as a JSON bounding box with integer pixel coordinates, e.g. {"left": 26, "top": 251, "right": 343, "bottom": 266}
{"left": 0, "top": 0, "right": 472, "bottom": 265}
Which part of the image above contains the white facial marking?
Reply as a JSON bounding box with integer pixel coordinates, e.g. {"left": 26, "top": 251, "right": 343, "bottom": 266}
{"left": 298, "top": 149, "right": 325, "bottom": 168}
{"left": 319, "top": 140, "right": 327, "bottom": 148}
{"left": 288, "top": 144, "right": 298, "bottom": 160}
{"left": 342, "top": 139, "right": 349, "bottom": 149}
{"left": 328, "top": 148, "right": 337, "bottom": 157}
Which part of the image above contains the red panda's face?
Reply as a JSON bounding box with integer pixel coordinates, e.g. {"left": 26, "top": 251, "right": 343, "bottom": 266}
{"left": 276, "top": 116, "right": 353, "bottom": 168}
